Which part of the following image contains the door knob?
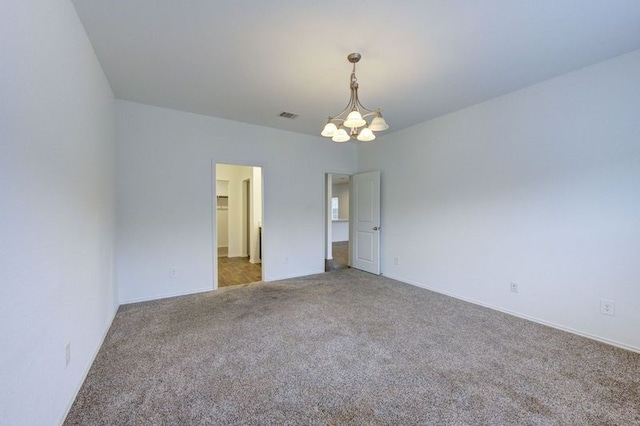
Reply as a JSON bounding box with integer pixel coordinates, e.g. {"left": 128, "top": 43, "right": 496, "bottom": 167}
{"left": 373, "top": 226, "right": 379, "bottom": 230}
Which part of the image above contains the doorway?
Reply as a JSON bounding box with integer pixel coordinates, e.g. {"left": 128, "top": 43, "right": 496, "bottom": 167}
{"left": 325, "top": 173, "right": 351, "bottom": 271}
{"left": 216, "top": 163, "right": 263, "bottom": 288}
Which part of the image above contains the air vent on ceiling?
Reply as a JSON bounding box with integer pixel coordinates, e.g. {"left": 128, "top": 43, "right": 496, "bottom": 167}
{"left": 279, "top": 111, "right": 299, "bottom": 119}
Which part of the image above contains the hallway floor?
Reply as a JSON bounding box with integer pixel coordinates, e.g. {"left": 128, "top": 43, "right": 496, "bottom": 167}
{"left": 218, "top": 256, "right": 262, "bottom": 287}
{"left": 326, "top": 241, "right": 349, "bottom": 271}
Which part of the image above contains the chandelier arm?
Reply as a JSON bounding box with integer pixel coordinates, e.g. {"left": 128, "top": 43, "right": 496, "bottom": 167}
{"left": 329, "top": 87, "right": 358, "bottom": 122}
{"left": 353, "top": 91, "right": 376, "bottom": 116}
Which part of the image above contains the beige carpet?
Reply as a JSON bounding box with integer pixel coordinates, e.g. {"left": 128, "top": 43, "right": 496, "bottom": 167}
{"left": 65, "top": 270, "right": 640, "bottom": 424}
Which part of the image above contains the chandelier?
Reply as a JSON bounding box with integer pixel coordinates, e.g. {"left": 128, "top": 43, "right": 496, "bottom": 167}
{"left": 321, "top": 53, "right": 389, "bottom": 142}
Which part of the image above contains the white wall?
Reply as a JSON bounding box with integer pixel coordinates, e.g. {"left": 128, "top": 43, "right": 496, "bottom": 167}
{"left": 332, "top": 221, "right": 349, "bottom": 242}
{"left": 332, "top": 183, "right": 350, "bottom": 220}
{"left": 359, "top": 50, "right": 640, "bottom": 351}
{"left": 216, "top": 208, "right": 229, "bottom": 247}
{"left": 0, "top": 0, "right": 117, "bottom": 424}
{"left": 116, "top": 100, "right": 357, "bottom": 303}
{"left": 215, "top": 180, "right": 229, "bottom": 248}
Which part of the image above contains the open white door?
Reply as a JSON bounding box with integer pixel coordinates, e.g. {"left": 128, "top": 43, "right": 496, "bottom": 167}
{"left": 351, "top": 171, "right": 381, "bottom": 275}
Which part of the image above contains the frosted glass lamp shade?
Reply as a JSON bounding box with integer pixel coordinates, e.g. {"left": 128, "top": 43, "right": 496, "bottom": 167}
{"left": 331, "top": 127, "right": 350, "bottom": 142}
{"left": 344, "top": 110, "right": 366, "bottom": 128}
{"left": 369, "top": 115, "right": 389, "bottom": 131}
{"left": 357, "top": 127, "right": 376, "bottom": 142}
{"left": 321, "top": 122, "right": 337, "bottom": 137}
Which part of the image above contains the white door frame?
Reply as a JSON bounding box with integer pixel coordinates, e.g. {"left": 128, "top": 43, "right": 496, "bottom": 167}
{"left": 325, "top": 173, "right": 333, "bottom": 264}
{"left": 242, "top": 178, "right": 251, "bottom": 258}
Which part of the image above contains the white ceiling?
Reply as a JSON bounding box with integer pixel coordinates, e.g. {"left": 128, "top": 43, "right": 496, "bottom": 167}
{"left": 71, "top": 0, "right": 640, "bottom": 139}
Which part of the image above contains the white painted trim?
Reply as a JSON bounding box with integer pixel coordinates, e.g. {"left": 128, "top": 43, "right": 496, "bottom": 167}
{"left": 325, "top": 173, "right": 333, "bottom": 262}
{"left": 265, "top": 270, "right": 324, "bottom": 282}
{"left": 58, "top": 307, "right": 118, "bottom": 426}
{"left": 120, "top": 287, "right": 213, "bottom": 305}
{"left": 384, "top": 273, "right": 640, "bottom": 354}
{"left": 211, "top": 158, "right": 218, "bottom": 290}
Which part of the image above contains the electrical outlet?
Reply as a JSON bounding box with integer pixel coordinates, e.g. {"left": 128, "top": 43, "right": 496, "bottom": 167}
{"left": 600, "top": 299, "right": 615, "bottom": 316}
{"left": 510, "top": 282, "right": 518, "bottom": 293}
{"left": 170, "top": 268, "right": 177, "bottom": 278}
{"left": 394, "top": 257, "right": 399, "bottom": 266}
{"left": 65, "top": 342, "right": 71, "bottom": 367}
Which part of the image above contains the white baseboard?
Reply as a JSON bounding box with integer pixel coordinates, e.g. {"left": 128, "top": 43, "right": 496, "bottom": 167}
{"left": 120, "top": 286, "right": 213, "bottom": 305}
{"left": 265, "top": 269, "right": 324, "bottom": 282}
{"left": 384, "top": 272, "right": 640, "bottom": 354}
{"left": 59, "top": 306, "right": 118, "bottom": 426}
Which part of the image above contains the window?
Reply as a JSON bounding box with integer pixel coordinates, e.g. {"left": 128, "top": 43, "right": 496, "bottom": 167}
{"left": 331, "top": 197, "right": 339, "bottom": 220}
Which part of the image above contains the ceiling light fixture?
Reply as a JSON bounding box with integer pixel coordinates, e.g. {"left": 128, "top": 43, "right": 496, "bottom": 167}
{"left": 321, "top": 53, "right": 388, "bottom": 142}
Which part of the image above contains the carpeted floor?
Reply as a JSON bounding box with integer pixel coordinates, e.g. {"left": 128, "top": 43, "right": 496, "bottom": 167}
{"left": 65, "top": 270, "right": 640, "bottom": 425}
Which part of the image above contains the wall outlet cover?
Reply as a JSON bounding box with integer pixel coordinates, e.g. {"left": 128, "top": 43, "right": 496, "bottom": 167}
{"left": 600, "top": 299, "right": 615, "bottom": 316}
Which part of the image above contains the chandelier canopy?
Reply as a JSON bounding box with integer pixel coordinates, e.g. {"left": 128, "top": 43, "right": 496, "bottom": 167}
{"left": 321, "top": 53, "right": 388, "bottom": 142}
